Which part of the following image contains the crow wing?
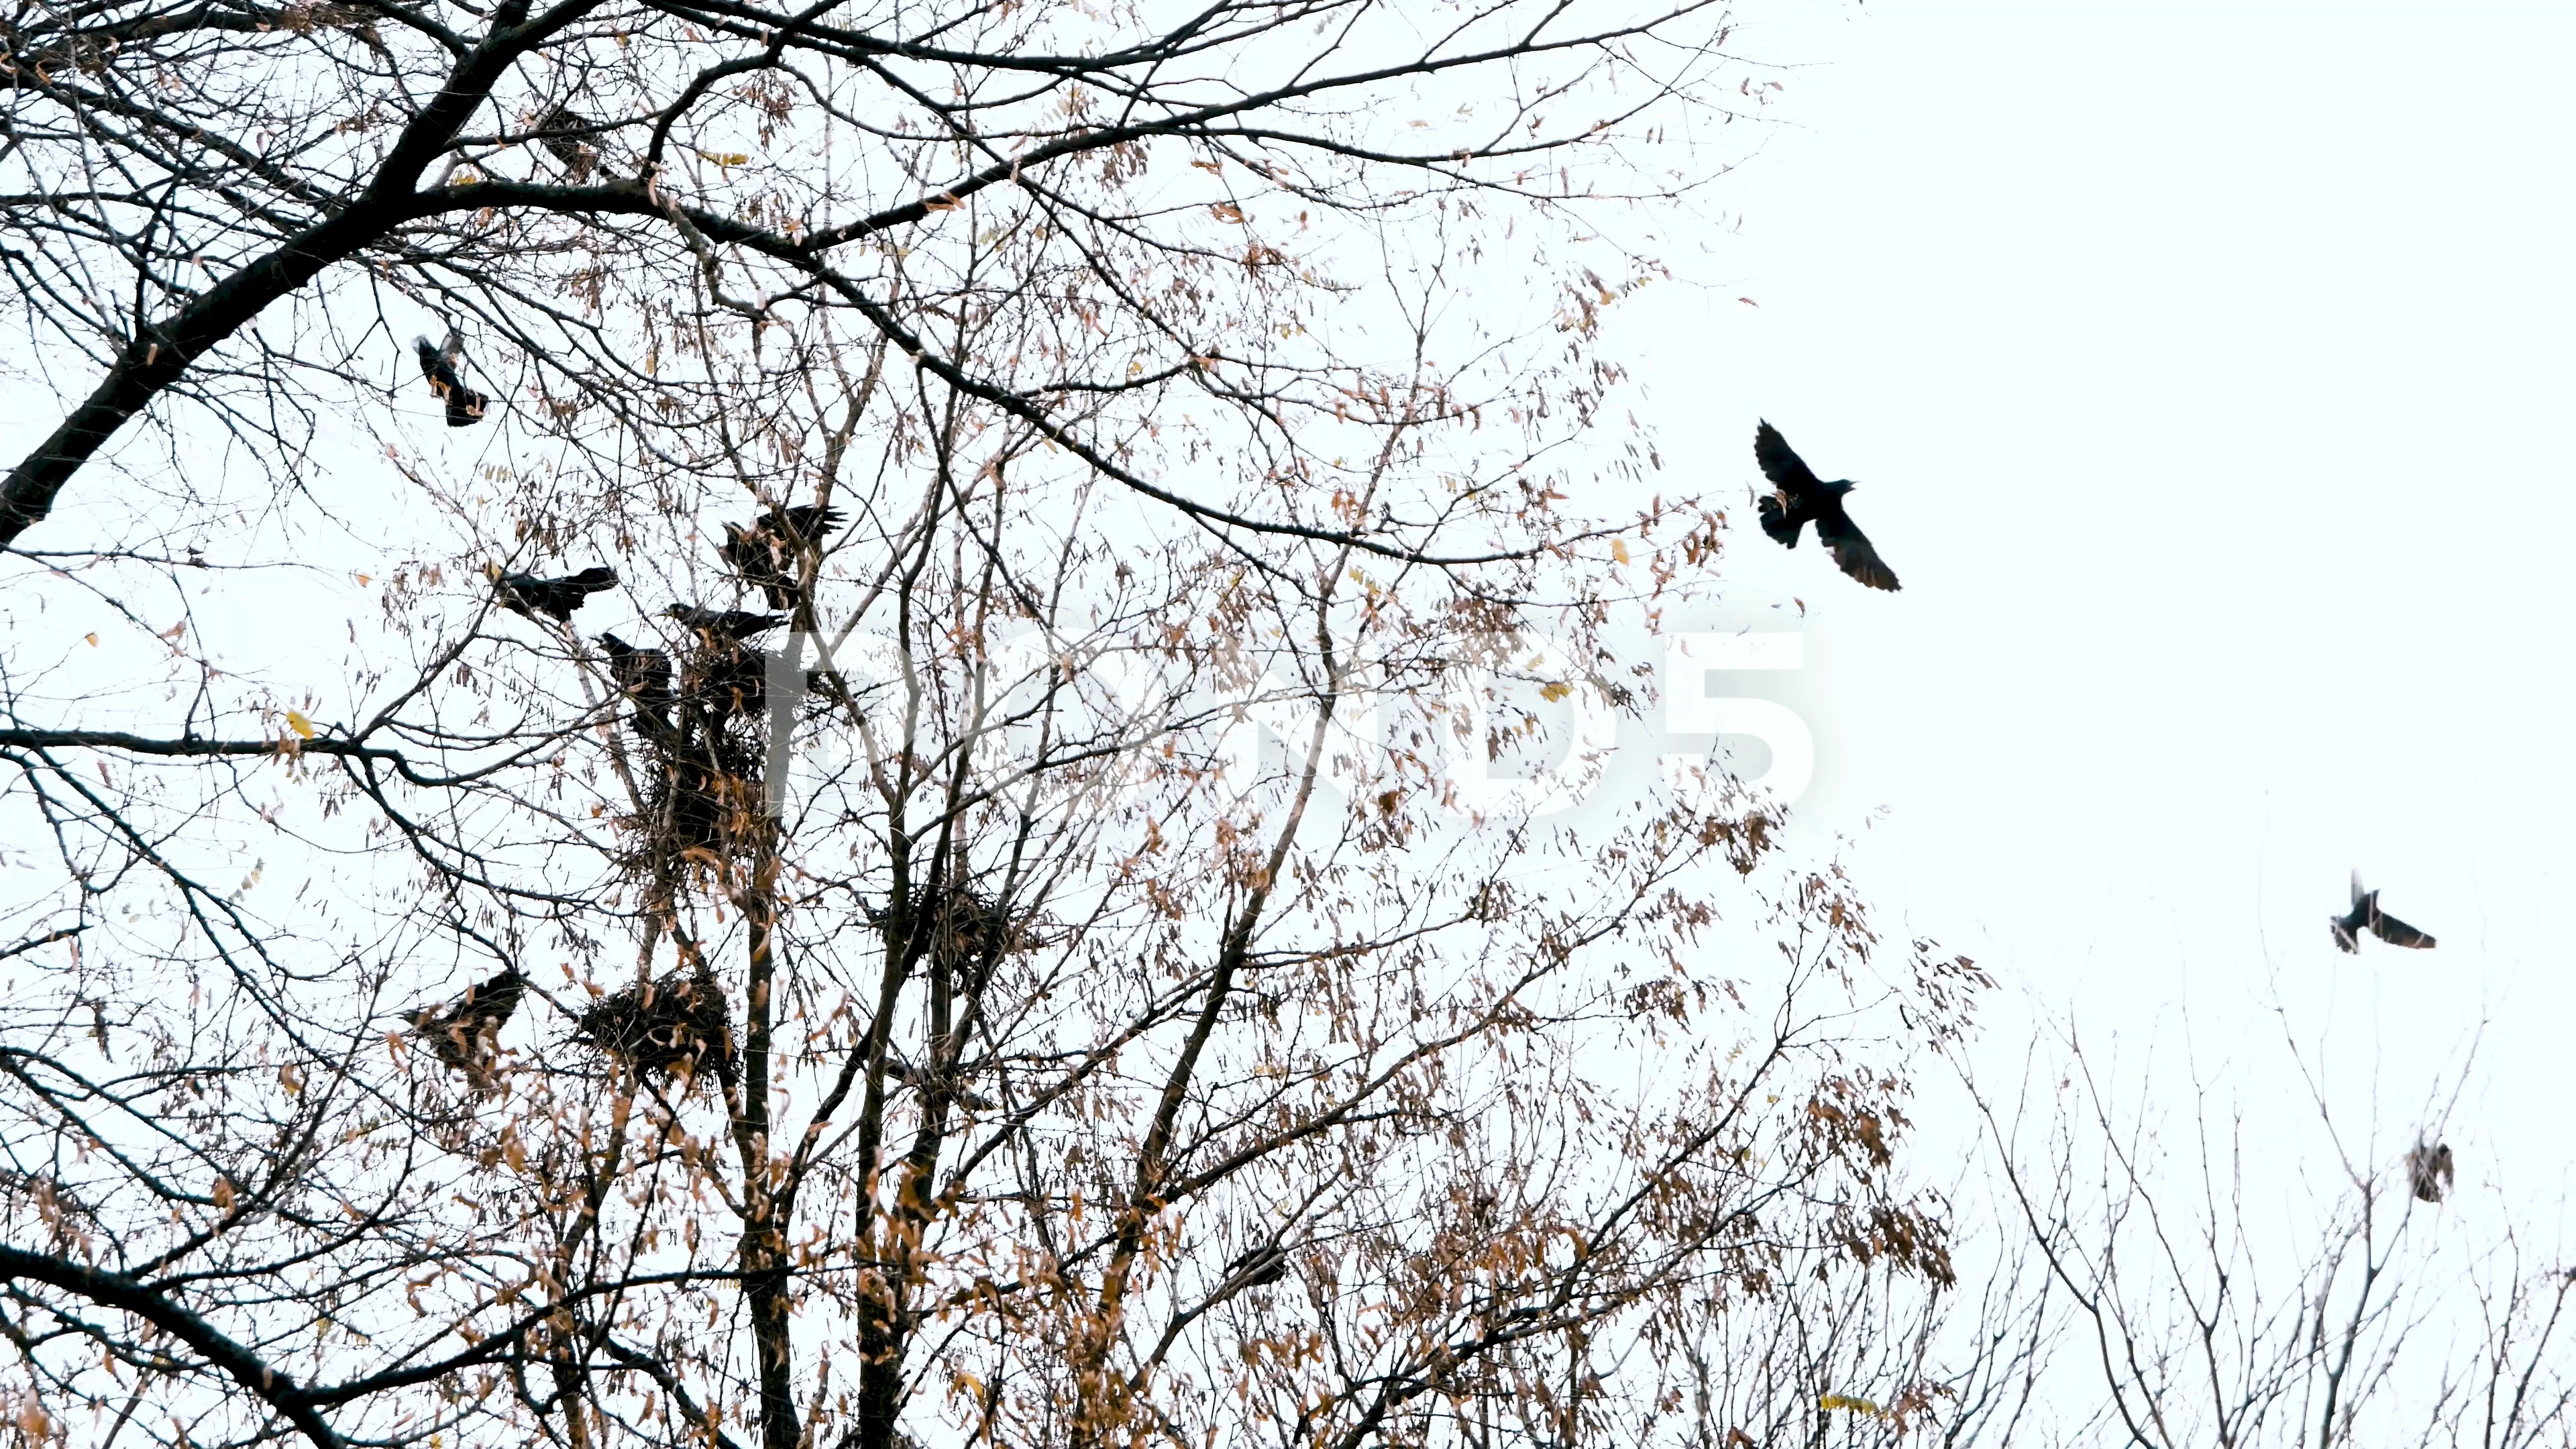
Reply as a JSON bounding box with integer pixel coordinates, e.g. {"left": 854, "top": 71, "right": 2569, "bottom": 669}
{"left": 1754, "top": 421, "right": 1823, "bottom": 494}
{"left": 1815, "top": 504, "right": 1901, "bottom": 591}
{"left": 2368, "top": 908, "right": 2436, "bottom": 949}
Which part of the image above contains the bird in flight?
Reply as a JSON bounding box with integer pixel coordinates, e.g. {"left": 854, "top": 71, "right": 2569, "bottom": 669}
{"left": 2330, "top": 871, "right": 2436, "bottom": 953}
{"left": 414, "top": 333, "right": 488, "bottom": 427}
{"left": 1753, "top": 421, "right": 1900, "bottom": 591}
{"left": 493, "top": 566, "right": 617, "bottom": 622}
{"left": 665, "top": 604, "right": 786, "bottom": 639}
{"left": 719, "top": 504, "right": 846, "bottom": 610}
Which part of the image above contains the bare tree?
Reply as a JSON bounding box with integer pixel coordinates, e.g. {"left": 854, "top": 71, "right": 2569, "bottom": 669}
{"left": 1964, "top": 1023, "right": 2575, "bottom": 1449}
{"left": 0, "top": 4, "right": 1996, "bottom": 1449}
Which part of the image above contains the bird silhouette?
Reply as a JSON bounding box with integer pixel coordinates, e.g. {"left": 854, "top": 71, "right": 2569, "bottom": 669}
{"left": 532, "top": 103, "right": 598, "bottom": 180}
{"left": 494, "top": 566, "right": 617, "bottom": 622}
{"left": 407, "top": 967, "right": 525, "bottom": 1088}
{"left": 718, "top": 504, "right": 846, "bottom": 610}
{"left": 2330, "top": 871, "right": 2436, "bottom": 953}
{"left": 1753, "top": 421, "right": 1900, "bottom": 591}
{"left": 414, "top": 334, "right": 488, "bottom": 427}
{"left": 1226, "top": 1245, "right": 1291, "bottom": 1287}
{"left": 598, "top": 632, "right": 672, "bottom": 706}
{"left": 2406, "top": 1140, "right": 2455, "bottom": 1203}
{"left": 665, "top": 604, "right": 786, "bottom": 640}
{"left": 598, "top": 631, "right": 676, "bottom": 740}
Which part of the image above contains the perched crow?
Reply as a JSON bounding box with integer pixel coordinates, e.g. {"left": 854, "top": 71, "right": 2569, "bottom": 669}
{"left": 414, "top": 334, "right": 488, "bottom": 427}
{"left": 598, "top": 631, "right": 672, "bottom": 706}
{"left": 494, "top": 566, "right": 618, "bottom": 622}
{"left": 1752, "top": 421, "right": 1900, "bottom": 591}
{"left": 665, "top": 604, "right": 786, "bottom": 639}
{"left": 2406, "top": 1140, "right": 2455, "bottom": 1203}
{"left": 2330, "top": 871, "right": 2436, "bottom": 953}
{"left": 718, "top": 504, "right": 846, "bottom": 610}
{"left": 1226, "top": 1245, "right": 1291, "bottom": 1287}
{"left": 890, "top": 1059, "right": 998, "bottom": 1112}
{"left": 407, "top": 966, "right": 525, "bottom": 1088}
{"left": 532, "top": 103, "right": 598, "bottom": 181}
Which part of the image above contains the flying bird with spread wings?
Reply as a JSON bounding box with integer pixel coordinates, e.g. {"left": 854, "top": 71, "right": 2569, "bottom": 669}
{"left": 1753, "top": 421, "right": 1900, "bottom": 591}
{"left": 718, "top": 504, "right": 846, "bottom": 610}
{"left": 413, "top": 333, "right": 488, "bottom": 427}
{"left": 2330, "top": 871, "right": 2436, "bottom": 953}
{"left": 493, "top": 566, "right": 618, "bottom": 622}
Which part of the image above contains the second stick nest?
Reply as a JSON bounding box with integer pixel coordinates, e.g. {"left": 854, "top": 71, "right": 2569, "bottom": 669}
{"left": 575, "top": 965, "right": 736, "bottom": 1085}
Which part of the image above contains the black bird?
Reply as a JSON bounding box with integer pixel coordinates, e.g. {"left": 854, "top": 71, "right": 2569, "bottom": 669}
{"left": 494, "top": 566, "right": 618, "bottom": 622}
{"left": 1226, "top": 1245, "right": 1291, "bottom": 1287}
{"left": 2330, "top": 871, "right": 2436, "bottom": 953}
{"left": 414, "top": 334, "right": 488, "bottom": 427}
{"left": 718, "top": 504, "right": 846, "bottom": 610}
{"left": 2406, "top": 1140, "right": 2455, "bottom": 1203}
{"left": 407, "top": 967, "right": 525, "bottom": 1088}
{"left": 1752, "top": 421, "right": 1900, "bottom": 591}
{"left": 533, "top": 103, "right": 598, "bottom": 180}
{"left": 665, "top": 604, "right": 786, "bottom": 640}
{"left": 598, "top": 632, "right": 671, "bottom": 705}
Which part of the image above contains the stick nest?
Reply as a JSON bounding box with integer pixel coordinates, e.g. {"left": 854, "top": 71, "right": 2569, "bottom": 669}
{"left": 574, "top": 965, "right": 735, "bottom": 1084}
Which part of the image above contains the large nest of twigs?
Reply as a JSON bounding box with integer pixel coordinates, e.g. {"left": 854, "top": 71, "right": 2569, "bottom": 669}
{"left": 865, "top": 881, "right": 1033, "bottom": 971}
{"left": 574, "top": 965, "right": 735, "bottom": 1085}
{"left": 631, "top": 752, "right": 762, "bottom": 861}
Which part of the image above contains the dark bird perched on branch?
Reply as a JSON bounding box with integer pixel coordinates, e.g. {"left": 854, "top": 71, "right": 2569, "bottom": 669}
{"left": 413, "top": 333, "right": 488, "bottom": 427}
{"left": 2406, "top": 1140, "right": 2455, "bottom": 1203}
{"left": 665, "top": 604, "right": 786, "bottom": 640}
{"left": 2330, "top": 871, "right": 2436, "bottom": 953}
{"left": 1752, "top": 421, "right": 1900, "bottom": 591}
{"left": 718, "top": 504, "right": 846, "bottom": 609}
{"left": 890, "top": 1058, "right": 998, "bottom": 1112}
{"left": 493, "top": 565, "right": 617, "bottom": 622}
{"left": 407, "top": 967, "right": 525, "bottom": 1089}
{"left": 532, "top": 103, "right": 598, "bottom": 181}
{"left": 598, "top": 632, "right": 671, "bottom": 706}
{"left": 1226, "top": 1245, "right": 1291, "bottom": 1287}
{"left": 598, "top": 631, "right": 676, "bottom": 744}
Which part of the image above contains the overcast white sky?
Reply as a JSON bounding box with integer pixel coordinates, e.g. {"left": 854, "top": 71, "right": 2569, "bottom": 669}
{"left": 1599, "top": 1, "right": 2576, "bottom": 1193}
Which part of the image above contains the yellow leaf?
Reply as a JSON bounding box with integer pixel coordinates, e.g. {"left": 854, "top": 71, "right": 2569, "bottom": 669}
{"left": 1540, "top": 681, "right": 1572, "bottom": 702}
{"left": 1611, "top": 538, "right": 1631, "bottom": 564}
{"left": 696, "top": 149, "right": 752, "bottom": 166}
{"left": 84, "top": 633, "right": 98, "bottom": 647}
{"left": 286, "top": 710, "right": 317, "bottom": 739}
